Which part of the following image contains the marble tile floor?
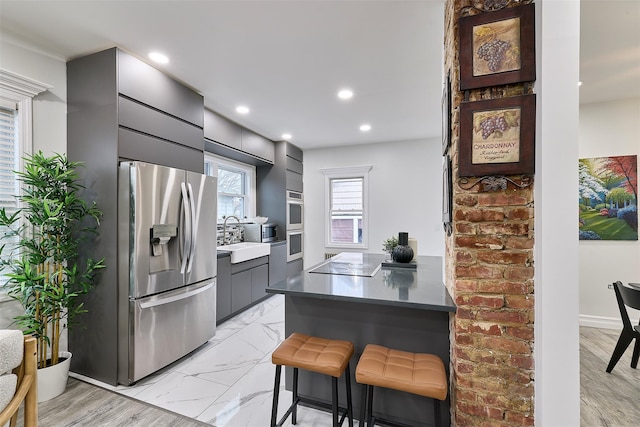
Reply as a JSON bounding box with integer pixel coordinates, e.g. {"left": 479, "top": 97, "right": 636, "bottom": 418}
{"left": 73, "top": 294, "right": 334, "bottom": 426}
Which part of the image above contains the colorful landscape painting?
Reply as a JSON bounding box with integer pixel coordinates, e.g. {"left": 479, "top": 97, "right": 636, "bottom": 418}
{"left": 579, "top": 155, "right": 638, "bottom": 240}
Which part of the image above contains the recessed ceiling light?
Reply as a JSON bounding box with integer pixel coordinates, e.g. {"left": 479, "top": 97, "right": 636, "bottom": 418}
{"left": 282, "top": 133, "right": 292, "bottom": 140}
{"left": 338, "top": 89, "right": 353, "bottom": 100}
{"left": 360, "top": 124, "right": 371, "bottom": 132}
{"left": 578, "top": 81, "right": 583, "bottom": 87}
{"left": 148, "top": 52, "right": 169, "bottom": 64}
{"left": 236, "top": 105, "right": 250, "bottom": 114}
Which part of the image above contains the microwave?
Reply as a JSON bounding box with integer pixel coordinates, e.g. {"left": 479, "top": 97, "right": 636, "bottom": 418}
{"left": 244, "top": 223, "right": 277, "bottom": 243}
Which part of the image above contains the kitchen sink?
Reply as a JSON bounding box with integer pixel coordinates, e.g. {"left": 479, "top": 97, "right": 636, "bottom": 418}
{"left": 219, "top": 242, "right": 271, "bottom": 264}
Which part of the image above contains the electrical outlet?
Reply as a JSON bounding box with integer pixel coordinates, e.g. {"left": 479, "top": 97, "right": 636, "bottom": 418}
{"left": 607, "top": 283, "right": 613, "bottom": 289}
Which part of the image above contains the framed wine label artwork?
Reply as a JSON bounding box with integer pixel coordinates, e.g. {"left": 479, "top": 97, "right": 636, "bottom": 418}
{"left": 458, "top": 94, "right": 536, "bottom": 177}
{"left": 459, "top": 3, "right": 536, "bottom": 90}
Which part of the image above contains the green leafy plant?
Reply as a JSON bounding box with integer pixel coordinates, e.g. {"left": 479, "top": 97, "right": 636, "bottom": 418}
{"left": 0, "top": 152, "right": 105, "bottom": 368}
{"left": 382, "top": 236, "right": 398, "bottom": 254}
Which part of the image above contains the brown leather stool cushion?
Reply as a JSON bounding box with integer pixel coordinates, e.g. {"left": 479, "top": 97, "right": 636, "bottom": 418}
{"left": 272, "top": 333, "right": 354, "bottom": 378}
{"left": 355, "top": 344, "right": 447, "bottom": 401}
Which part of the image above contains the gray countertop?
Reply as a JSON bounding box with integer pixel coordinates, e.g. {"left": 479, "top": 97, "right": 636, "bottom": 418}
{"left": 266, "top": 252, "right": 456, "bottom": 312}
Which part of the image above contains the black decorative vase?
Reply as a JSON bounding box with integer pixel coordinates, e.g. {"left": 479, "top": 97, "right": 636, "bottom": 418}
{"left": 392, "top": 232, "right": 414, "bottom": 263}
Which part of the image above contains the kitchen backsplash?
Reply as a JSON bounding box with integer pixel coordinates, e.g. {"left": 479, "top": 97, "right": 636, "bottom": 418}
{"left": 217, "top": 224, "right": 243, "bottom": 246}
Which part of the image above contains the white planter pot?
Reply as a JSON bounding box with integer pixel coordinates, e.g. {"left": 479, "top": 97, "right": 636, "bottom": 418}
{"left": 37, "top": 351, "right": 72, "bottom": 403}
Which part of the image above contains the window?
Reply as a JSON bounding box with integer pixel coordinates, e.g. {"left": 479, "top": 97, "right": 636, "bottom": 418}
{"left": 0, "top": 69, "right": 50, "bottom": 292}
{"left": 322, "top": 166, "right": 372, "bottom": 249}
{"left": 204, "top": 154, "right": 256, "bottom": 221}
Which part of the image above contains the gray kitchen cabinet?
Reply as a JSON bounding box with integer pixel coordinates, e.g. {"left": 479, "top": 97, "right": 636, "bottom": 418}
{"left": 286, "top": 156, "right": 303, "bottom": 175}
{"left": 229, "top": 255, "right": 270, "bottom": 315}
{"left": 256, "top": 141, "right": 303, "bottom": 242}
{"left": 216, "top": 254, "right": 232, "bottom": 323}
{"left": 287, "top": 259, "right": 303, "bottom": 277}
{"left": 269, "top": 242, "right": 287, "bottom": 286}
{"left": 67, "top": 47, "right": 205, "bottom": 385}
{"left": 241, "top": 129, "right": 275, "bottom": 163}
{"left": 286, "top": 143, "right": 303, "bottom": 162}
{"left": 204, "top": 108, "right": 242, "bottom": 151}
{"left": 117, "top": 50, "right": 203, "bottom": 127}
{"left": 286, "top": 170, "right": 303, "bottom": 192}
{"left": 250, "top": 264, "right": 269, "bottom": 303}
{"left": 231, "top": 269, "right": 252, "bottom": 313}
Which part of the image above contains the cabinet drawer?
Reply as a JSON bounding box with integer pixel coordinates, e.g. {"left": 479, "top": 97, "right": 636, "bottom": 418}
{"left": 118, "top": 50, "right": 203, "bottom": 127}
{"left": 230, "top": 255, "right": 269, "bottom": 274}
{"left": 119, "top": 96, "right": 203, "bottom": 151}
{"left": 118, "top": 128, "right": 204, "bottom": 173}
{"left": 286, "top": 156, "right": 303, "bottom": 174}
{"left": 286, "top": 170, "right": 303, "bottom": 192}
{"left": 286, "top": 142, "right": 303, "bottom": 162}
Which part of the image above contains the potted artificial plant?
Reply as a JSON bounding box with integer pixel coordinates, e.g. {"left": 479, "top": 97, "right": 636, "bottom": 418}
{"left": 0, "top": 151, "right": 105, "bottom": 402}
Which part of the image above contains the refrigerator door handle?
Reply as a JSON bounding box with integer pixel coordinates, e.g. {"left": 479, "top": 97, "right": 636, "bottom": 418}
{"left": 180, "top": 182, "right": 192, "bottom": 274}
{"left": 186, "top": 182, "right": 197, "bottom": 273}
{"left": 138, "top": 282, "right": 214, "bottom": 309}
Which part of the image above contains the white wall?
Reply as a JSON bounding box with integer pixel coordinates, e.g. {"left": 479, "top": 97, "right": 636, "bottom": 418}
{"left": 303, "top": 137, "right": 444, "bottom": 268}
{"left": 579, "top": 97, "right": 640, "bottom": 328}
{"left": 0, "top": 38, "right": 67, "bottom": 329}
{"left": 0, "top": 37, "right": 67, "bottom": 154}
{"left": 534, "top": 0, "right": 581, "bottom": 424}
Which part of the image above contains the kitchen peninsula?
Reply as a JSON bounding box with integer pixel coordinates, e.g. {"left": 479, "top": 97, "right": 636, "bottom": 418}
{"left": 266, "top": 252, "right": 456, "bottom": 425}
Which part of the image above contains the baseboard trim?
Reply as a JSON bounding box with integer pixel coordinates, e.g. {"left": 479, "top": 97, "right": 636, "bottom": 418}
{"left": 579, "top": 314, "right": 621, "bottom": 330}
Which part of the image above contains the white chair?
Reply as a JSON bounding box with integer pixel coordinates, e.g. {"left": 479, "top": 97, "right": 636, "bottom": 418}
{"left": 0, "top": 330, "right": 37, "bottom": 427}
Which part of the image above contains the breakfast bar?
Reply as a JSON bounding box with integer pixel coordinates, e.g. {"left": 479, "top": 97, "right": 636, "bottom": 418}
{"left": 266, "top": 252, "right": 456, "bottom": 426}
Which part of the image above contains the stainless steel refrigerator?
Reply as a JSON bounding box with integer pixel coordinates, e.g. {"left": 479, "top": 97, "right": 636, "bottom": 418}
{"left": 117, "top": 161, "right": 217, "bottom": 385}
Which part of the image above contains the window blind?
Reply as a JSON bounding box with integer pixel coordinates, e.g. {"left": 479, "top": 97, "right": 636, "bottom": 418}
{"left": 0, "top": 106, "right": 19, "bottom": 214}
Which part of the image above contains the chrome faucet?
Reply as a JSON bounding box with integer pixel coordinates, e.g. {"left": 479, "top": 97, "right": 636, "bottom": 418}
{"left": 222, "top": 215, "right": 241, "bottom": 245}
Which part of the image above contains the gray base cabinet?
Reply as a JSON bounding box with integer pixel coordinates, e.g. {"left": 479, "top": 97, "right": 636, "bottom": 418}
{"left": 269, "top": 242, "right": 287, "bottom": 286}
{"left": 216, "top": 255, "right": 270, "bottom": 323}
{"left": 231, "top": 269, "right": 253, "bottom": 313}
{"left": 216, "top": 255, "right": 232, "bottom": 323}
{"left": 287, "top": 259, "right": 303, "bottom": 277}
{"left": 250, "top": 264, "right": 269, "bottom": 302}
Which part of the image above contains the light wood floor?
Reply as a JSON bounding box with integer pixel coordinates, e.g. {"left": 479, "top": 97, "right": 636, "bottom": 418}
{"left": 13, "top": 326, "right": 639, "bottom": 426}
{"left": 16, "top": 377, "right": 210, "bottom": 427}
{"left": 580, "top": 326, "right": 639, "bottom": 427}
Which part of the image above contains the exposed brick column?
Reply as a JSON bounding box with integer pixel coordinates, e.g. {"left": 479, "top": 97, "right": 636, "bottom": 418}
{"left": 444, "top": 1, "right": 535, "bottom": 425}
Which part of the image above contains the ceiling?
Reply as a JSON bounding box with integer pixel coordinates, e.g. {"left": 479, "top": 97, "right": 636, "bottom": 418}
{"left": 0, "top": 0, "right": 638, "bottom": 150}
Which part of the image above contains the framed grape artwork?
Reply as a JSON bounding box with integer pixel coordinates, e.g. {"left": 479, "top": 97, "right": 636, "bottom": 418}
{"left": 458, "top": 94, "right": 536, "bottom": 177}
{"left": 459, "top": 3, "right": 535, "bottom": 90}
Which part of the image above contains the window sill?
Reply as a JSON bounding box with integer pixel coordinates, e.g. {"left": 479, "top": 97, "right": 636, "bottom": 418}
{"left": 325, "top": 244, "right": 368, "bottom": 250}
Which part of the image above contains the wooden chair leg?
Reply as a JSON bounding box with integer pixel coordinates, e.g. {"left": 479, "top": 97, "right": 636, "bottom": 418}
{"left": 270, "top": 365, "right": 282, "bottom": 427}
{"left": 606, "top": 331, "right": 634, "bottom": 373}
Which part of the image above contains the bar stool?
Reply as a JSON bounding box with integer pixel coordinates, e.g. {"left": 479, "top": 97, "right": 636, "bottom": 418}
{"left": 355, "top": 344, "right": 448, "bottom": 427}
{"left": 270, "top": 333, "right": 354, "bottom": 427}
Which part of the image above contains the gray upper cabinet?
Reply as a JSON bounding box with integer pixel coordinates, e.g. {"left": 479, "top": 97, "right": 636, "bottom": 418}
{"left": 204, "top": 109, "right": 274, "bottom": 164}
{"left": 118, "top": 97, "right": 203, "bottom": 151}
{"left": 286, "top": 143, "right": 303, "bottom": 162}
{"left": 241, "top": 129, "right": 275, "bottom": 163}
{"left": 118, "top": 50, "right": 203, "bottom": 128}
{"left": 204, "top": 108, "right": 242, "bottom": 150}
